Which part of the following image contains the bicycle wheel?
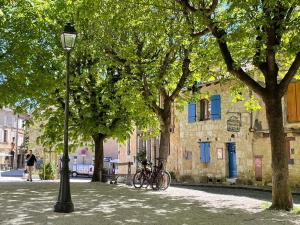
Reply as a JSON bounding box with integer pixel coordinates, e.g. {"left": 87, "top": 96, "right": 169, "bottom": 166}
{"left": 141, "top": 174, "right": 150, "bottom": 188}
{"left": 133, "top": 171, "right": 143, "bottom": 188}
{"left": 160, "top": 171, "right": 171, "bottom": 190}
{"left": 151, "top": 172, "right": 163, "bottom": 191}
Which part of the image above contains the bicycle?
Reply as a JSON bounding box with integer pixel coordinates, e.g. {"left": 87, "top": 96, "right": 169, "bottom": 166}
{"left": 133, "top": 158, "right": 171, "bottom": 190}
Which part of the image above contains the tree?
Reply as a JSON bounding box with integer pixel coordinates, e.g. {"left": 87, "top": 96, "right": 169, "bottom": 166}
{"left": 34, "top": 1, "right": 156, "bottom": 182}
{"left": 176, "top": 0, "right": 300, "bottom": 210}
{"left": 94, "top": 0, "right": 208, "bottom": 162}
{"left": 0, "top": 0, "right": 59, "bottom": 109}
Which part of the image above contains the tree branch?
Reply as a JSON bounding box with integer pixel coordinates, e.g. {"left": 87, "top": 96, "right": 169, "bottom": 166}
{"left": 141, "top": 71, "right": 162, "bottom": 115}
{"left": 264, "top": 2, "right": 287, "bottom": 86}
{"left": 191, "top": 28, "right": 209, "bottom": 37}
{"left": 176, "top": 0, "right": 197, "bottom": 12}
{"left": 177, "top": 0, "right": 218, "bottom": 15}
{"left": 181, "top": 3, "right": 209, "bottom": 38}
{"left": 204, "top": 0, "right": 218, "bottom": 14}
{"left": 158, "top": 48, "right": 176, "bottom": 80}
{"left": 285, "top": 4, "right": 296, "bottom": 24}
{"left": 278, "top": 52, "right": 300, "bottom": 97}
{"left": 157, "top": 48, "right": 176, "bottom": 99}
{"left": 170, "top": 48, "right": 191, "bottom": 101}
{"left": 253, "top": 27, "right": 268, "bottom": 77}
{"left": 105, "top": 48, "right": 133, "bottom": 77}
{"left": 134, "top": 38, "right": 162, "bottom": 115}
{"left": 208, "top": 23, "right": 265, "bottom": 97}
{"left": 104, "top": 48, "right": 127, "bottom": 64}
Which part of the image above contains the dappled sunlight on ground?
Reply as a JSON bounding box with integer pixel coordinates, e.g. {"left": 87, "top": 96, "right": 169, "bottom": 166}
{"left": 0, "top": 182, "right": 299, "bottom": 225}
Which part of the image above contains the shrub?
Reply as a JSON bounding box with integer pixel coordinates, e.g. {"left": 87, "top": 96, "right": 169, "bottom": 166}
{"left": 39, "top": 162, "right": 56, "bottom": 180}
{"left": 169, "top": 171, "right": 177, "bottom": 181}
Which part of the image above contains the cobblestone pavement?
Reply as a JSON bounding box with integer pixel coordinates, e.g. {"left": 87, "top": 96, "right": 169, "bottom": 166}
{"left": 0, "top": 180, "right": 299, "bottom": 225}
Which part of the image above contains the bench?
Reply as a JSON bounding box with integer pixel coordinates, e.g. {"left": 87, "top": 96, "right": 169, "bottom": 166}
{"left": 110, "top": 162, "right": 133, "bottom": 185}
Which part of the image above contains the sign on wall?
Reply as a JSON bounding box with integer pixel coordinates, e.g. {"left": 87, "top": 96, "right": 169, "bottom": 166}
{"left": 227, "top": 116, "right": 241, "bottom": 132}
{"left": 217, "top": 148, "right": 223, "bottom": 160}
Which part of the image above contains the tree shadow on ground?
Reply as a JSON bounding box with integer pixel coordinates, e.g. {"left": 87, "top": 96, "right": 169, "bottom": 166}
{"left": 171, "top": 185, "right": 300, "bottom": 204}
{"left": 0, "top": 182, "right": 299, "bottom": 225}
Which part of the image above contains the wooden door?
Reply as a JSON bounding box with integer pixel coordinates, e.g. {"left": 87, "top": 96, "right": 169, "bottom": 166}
{"left": 255, "top": 156, "right": 262, "bottom": 181}
{"left": 227, "top": 143, "right": 237, "bottom": 178}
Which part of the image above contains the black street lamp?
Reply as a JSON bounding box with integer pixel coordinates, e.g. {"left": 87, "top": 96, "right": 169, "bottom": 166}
{"left": 54, "top": 23, "right": 77, "bottom": 213}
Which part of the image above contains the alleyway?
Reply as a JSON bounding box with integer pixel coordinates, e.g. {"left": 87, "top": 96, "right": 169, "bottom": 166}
{"left": 0, "top": 180, "right": 299, "bottom": 225}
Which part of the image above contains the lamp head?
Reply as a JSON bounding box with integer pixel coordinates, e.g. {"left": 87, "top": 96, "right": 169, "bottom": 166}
{"left": 61, "top": 23, "right": 77, "bottom": 51}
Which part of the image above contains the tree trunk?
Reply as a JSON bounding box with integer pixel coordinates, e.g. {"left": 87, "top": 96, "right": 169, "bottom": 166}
{"left": 91, "top": 133, "right": 105, "bottom": 182}
{"left": 159, "top": 123, "right": 171, "bottom": 162}
{"left": 264, "top": 94, "right": 293, "bottom": 210}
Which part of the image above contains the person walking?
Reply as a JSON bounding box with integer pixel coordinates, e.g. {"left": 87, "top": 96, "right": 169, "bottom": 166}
{"left": 26, "top": 150, "right": 37, "bottom": 182}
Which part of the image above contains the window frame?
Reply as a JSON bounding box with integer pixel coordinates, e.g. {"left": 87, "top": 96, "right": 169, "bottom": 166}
{"left": 199, "top": 99, "right": 209, "bottom": 121}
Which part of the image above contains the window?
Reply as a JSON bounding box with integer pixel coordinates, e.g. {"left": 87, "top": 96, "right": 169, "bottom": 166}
{"left": 188, "top": 102, "right": 196, "bottom": 123}
{"left": 3, "top": 130, "right": 7, "bottom": 143}
{"left": 18, "top": 119, "right": 23, "bottom": 129}
{"left": 210, "top": 95, "right": 221, "bottom": 120}
{"left": 199, "top": 99, "right": 209, "bottom": 121}
{"left": 185, "top": 151, "right": 192, "bottom": 160}
{"left": 127, "top": 138, "right": 131, "bottom": 155}
{"left": 136, "top": 134, "right": 144, "bottom": 153}
{"left": 6, "top": 116, "right": 13, "bottom": 127}
{"left": 286, "top": 137, "right": 295, "bottom": 164}
{"left": 287, "top": 82, "right": 300, "bottom": 122}
{"left": 199, "top": 142, "right": 210, "bottom": 163}
{"left": 189, "top": 95, "right": 221, "bottom": 123}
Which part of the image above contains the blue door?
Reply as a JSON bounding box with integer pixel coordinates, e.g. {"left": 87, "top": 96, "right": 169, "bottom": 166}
{"left": 227, "top": 143, "right": 237, "bottom": 178}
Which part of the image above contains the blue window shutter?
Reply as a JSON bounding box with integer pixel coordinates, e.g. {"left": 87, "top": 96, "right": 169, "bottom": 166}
{"left": 200, "top": 143, "right": 210, "bottom": 163}
{"left": 210, "top": 95, "right": 221, "bottom": 120}
{"left": 205, "top": 143, "right": 210, "bottom": 163}
{"left": 188, "top": 102, "right": 196, "bottom": 123}
{"left": 200, "top": 143, "right": 205, "bottom": 163}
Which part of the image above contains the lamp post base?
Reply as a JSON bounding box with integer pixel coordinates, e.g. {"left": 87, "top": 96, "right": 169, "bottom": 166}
{"left": 54, "top": 201, "right": 74, "bottom": 213}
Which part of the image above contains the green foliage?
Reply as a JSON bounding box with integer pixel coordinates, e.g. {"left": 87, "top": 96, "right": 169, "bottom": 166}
{"left": 39, "top": 162, "right": 56, "bottom": 180}
{"left": 230, "top": 83, "right": 246, "bottom": 103}
{"left": 26, "top": 1, "right": 159, "bottom": 151}
{"left": 0, "top": 0, "right": 61, "bottom": 109}
{"left": 136, "top": 150, "right": 147, "bottom": 163}
{"left": 244, "top": 95, "right": 262, "bottom": 112}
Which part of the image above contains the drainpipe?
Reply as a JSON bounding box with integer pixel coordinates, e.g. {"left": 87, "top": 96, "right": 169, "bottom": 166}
{"left": 14, "top": 115, "right": 19, "bottom": 169}
{"left": 249, "top": 90, "right": 254, "bottom": 132}
{"left": 248, "top": 89, "right": 256, "bottom": 181}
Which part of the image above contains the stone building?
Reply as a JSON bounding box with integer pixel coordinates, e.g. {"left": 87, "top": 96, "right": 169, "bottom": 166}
{"left": 0, "top": 108, "right": 27, "bottom": 170}
{"left": 178, "top": 81, "right": 255, "bottom": 183}
{"left": 118, "top": 80, "right": 300, "bottom": 187}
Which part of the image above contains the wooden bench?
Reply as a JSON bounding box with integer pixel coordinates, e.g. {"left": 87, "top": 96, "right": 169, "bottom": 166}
{"left": 110, "top": 162, "right": 133, "bottom": 185}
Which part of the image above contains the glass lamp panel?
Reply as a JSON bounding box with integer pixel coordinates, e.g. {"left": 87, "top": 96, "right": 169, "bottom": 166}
{"left": 61, "top": 33, "right": 76, "bottom": 50}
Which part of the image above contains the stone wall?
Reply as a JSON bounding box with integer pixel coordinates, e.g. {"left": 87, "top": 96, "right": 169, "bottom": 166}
{"left": 118, "top": 80, "right": 300, "bottom": 187}
{"left": 118, "top": 130, "right": 138, "bottom": 174}
{"left": 173, "top": 81, "right": 255, "bottom": 182}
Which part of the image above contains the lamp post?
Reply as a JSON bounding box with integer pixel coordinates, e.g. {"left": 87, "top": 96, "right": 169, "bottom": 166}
{"left": 54, "top": 23, "right": 77, "bottom": 213}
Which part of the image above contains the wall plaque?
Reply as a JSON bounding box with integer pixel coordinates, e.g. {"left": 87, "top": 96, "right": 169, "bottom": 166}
{"left": 227, "top": 116, "right": 241, "bottom": 132}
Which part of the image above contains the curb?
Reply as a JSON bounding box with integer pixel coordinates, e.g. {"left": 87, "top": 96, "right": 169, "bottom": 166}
{"left": 171, "top": 182, "right": 300, "bottom": 195}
